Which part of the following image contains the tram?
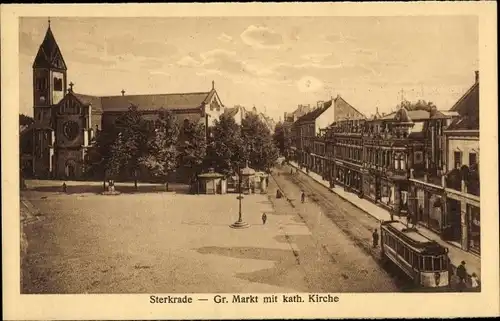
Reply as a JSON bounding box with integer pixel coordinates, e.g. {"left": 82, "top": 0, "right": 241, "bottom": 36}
{"left": 380, "top": 220, "right": 450, "bottom": 289}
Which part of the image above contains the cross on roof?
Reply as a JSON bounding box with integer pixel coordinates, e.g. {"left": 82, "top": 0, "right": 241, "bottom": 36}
{"left": 69, "top": 82, "right": 74, "bottom": 92}
{"left": 121, "top": 89, "right": 125, "bottom": 96}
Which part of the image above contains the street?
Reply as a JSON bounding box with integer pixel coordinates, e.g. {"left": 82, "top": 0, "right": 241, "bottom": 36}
{"left": 269, "top": 165, "right": 408, "bottom": 292}
{"left": 273, "top": 164, "right": 473, "bottom": 292}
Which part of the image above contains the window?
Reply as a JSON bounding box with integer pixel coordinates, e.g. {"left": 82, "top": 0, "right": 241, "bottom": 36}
{"left": 54, "top": 77, "right": 63, "bottom": 91}
{"left": 414, "top": 151, "right": 423, "bottom": 164}
{"left": 424, "top": 256, "right": 433, "bottom": 271}
{"left": 433, "top": 257, "right": 442, "bottom": 271}
{"left": 469, "top": 153, "right": 477, "bottom": 166}
{"left": 454, "top": 151, "right": 462, "bottom": 169}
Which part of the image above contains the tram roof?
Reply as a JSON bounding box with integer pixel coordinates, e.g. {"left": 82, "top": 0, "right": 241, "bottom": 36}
{"left": 382, "top": 221, "right": 447, "bottom": 255}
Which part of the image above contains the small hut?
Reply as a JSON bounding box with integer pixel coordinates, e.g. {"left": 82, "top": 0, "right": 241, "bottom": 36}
{"left": 197, "top": 168, "right": 227, "bottom": 194}
{"left": 240, "top": 162, "right": 256, "bottom": 194}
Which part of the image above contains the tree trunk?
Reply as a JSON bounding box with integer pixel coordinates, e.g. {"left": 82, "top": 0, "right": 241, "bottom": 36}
{"left": 166, "top": 181, "right": 169, "bottom": 192}
{"left": 103, "top": 173, "right": 106, "bottom": 192}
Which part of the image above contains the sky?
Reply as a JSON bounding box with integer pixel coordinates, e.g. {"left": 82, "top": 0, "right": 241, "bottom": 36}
{"left": 19, "top": 16, "right": 478, "bottom": 121}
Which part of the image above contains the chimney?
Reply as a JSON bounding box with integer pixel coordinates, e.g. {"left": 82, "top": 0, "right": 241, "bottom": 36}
{"left": 475, "top": 70, "right": 479, "bottom": 83}
{"left": 317, "top": 100, "right": 324, "bottom": 109}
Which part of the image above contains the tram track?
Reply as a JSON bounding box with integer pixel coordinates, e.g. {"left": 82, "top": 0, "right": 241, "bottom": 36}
{"left": 271, "top": 166, "right": 415, "bottom": 291}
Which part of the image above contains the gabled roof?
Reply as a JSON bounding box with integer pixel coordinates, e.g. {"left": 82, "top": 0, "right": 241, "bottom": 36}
{"left": 334, "top": 95, "right": 366, "bottom": 120}
{"left": 100, "top": 90, "right": 213, "bottom": 112}
{"left": 449, "top": 82, "right": 479, "bottom": 118}
{"left": 446, "top": 116, "right": 479, "bottom": 131}
{"left": 68, "top": 88, "right": 218, "bottom": 113}
{"left": 444, "top": 78, "right": 479, "bottom": 131}
{"left": 296, "top": 100, "right": 332, "bottom": 123}
{"left": 32, "top": 25, "right": 67, "bottom": 70}
{"left": 73, "top": 93, "right": 103, "bottom": 113}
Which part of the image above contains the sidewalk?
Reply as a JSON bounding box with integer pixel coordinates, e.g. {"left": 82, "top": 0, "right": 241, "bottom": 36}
{"left": 288, "top": 161, "right": 481, "bottom": 280}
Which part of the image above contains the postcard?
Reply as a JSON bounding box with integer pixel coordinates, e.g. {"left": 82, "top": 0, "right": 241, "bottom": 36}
{"left": 2, "top": 2, "right": 499, "bottom": 320}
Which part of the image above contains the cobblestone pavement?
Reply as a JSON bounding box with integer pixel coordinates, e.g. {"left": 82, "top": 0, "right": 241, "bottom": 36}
{"left": 274, "top": 165, "right": 476, "bottom": 292}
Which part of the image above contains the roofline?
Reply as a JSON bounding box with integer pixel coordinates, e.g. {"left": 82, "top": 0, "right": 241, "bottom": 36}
{"left": 449, "top": 82, "right": 479, "bottom": 112}
{"left": 100, "top": 91, "right": 212, "bottom": 99}
{"left": 335, "top": 95, "right": 366, "bottom": 119}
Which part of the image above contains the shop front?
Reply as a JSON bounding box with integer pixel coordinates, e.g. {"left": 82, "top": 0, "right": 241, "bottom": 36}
{"left": 362, "top": 171, "right": 377, "bottom": 202}
{"left": 468, "top": 204, "right": 480, "bottom": 254}
{"left": 444, "top": 188, "right": 480, "bottom": 254}
{"left": 410, "top": 179, "right": 445, "bottom": 233}
{"left": 379, "top": 178, "right": 395, "bottom": 210}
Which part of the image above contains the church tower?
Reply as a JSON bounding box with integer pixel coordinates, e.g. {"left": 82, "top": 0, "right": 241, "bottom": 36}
{"left": 32, "top": 18, "right": 67, "bottom": 125}
{"left": 31, "top": 19, "right": 67, "bottom": 178}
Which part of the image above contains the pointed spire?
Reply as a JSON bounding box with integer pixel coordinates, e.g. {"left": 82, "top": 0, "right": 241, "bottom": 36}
{"left": 212, "top": 80, "right": 215, "bottom": 90}
{"left": 32, "top": 20, "right": 67, "bottom": 70}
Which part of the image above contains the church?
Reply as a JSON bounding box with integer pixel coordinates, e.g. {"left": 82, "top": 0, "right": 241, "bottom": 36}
{"left": 21, "top": 21, "right": 225, "bottom": 180}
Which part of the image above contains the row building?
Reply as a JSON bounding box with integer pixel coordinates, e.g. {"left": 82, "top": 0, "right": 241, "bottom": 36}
{"left": 287, "top": 72, "right": 480, "bottom": 255}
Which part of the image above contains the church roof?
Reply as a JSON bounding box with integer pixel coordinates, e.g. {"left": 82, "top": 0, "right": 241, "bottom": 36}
{"left": 32, "top": 25, "right": 67, "bottom": 70}
{"left": 69, "top": 89, "right": 217, "bottom": 113}
{"left": 73, "top": 93, "right": 103, "bottom": 112}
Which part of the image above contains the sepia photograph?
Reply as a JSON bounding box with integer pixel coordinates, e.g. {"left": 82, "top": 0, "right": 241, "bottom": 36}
{"left": 3, "top": 2, "right": 499, "bottom": 320}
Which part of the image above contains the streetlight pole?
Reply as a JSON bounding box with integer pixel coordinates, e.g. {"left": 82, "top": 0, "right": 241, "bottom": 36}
{"left": 230, "top": 150, "right": 250, "bottom": 229}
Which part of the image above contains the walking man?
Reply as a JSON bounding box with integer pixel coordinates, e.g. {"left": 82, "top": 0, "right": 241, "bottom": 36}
{"left": 457, "top": 261, "right": 468, "bottom": 291}
{"left": 62, "top": 182, "right": 67, "bottom": 193}
{"left": 301, "top": 190, "right": 306, "bottom": 203}
{"left": 372, "top": 229, "right": 379, "bottom": 248}
{"left": 262, "top": 213, "right": 267, "bottom": 225}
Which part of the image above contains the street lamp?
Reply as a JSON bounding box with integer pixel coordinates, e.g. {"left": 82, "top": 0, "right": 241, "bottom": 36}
{"left": 230, "top": 145, "right": 251, "bottom": 229}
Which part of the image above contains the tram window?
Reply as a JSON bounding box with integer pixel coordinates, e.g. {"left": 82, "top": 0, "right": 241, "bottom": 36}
{"left": 442, "top": 256, "right": 448, "bottom": 270}
{"left": 403, "top": 248, "right": 409, "bottom": 262}
{"left": 424, "top": 257, "right": 433, "bottom": 271}
{"left": 433, "top": 258, "right": 442, "bottom": 271}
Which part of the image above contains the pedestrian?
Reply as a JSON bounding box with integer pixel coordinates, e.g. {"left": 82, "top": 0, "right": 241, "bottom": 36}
{"left": 301, "top": 190, "right": 305, "bottom": 203}
{"left": 262, "top": 213, "right": 267, "bottom": 225}
{"left": 276, "top": 189, "right": 282, "bottom": 199}
{"left": 372, "top": 229, "right": 379, "bottom": 248}
{"left": 290, "top": 168, "right": 293, "bottom": 175}
{"left": 62, "top": 182, "right": 67, "bottom": 193}
{"left": 456, "top": 260, "right": 468, "bottom": 290}
{"left": 470, "top": 272, "right": 480, "bottom": 290}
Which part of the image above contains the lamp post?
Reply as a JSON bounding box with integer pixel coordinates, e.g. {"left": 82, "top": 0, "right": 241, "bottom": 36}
{"left": 230, "top": 145, "right": 251, "bottom": 229}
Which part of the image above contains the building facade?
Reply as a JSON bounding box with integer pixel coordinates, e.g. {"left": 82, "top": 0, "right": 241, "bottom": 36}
{"left": 21, "top": 22, "right": 224, "bottom": 181}
{"left": 291, "top": 95, "right": 364, "bottom": 176}
{"left": 298, "top": 71, "right": 480, "bottom": 256}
